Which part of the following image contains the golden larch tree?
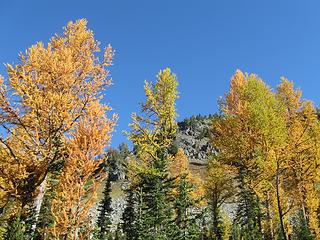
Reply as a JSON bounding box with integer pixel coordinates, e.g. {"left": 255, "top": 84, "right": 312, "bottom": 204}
{"left": 0, "top": 18, "right": 116, "bottom": 237}
{"left": 50, "top": 102, "right": 115, "bottom": 239}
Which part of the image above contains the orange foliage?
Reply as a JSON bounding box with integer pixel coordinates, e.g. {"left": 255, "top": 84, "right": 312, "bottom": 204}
{"left": 50, "top": 103, "right": 115, "bottom": 239}
{"left": 170, "top": 148, "right": 205, "bottom": 205}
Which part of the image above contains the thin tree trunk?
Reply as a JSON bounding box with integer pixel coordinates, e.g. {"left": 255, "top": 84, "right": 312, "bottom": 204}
{"left": 266, "top": 191, "right": 275, "bottom": 240}
{"left": 257, "top": 198, "right": 263, "bottom": 235}
{"left": 299, "top": 188, "right": 309, "bottom": 227}
{"left": 275, "top": 166, "right": 287, "bottom": 240}
{"left": 212, "top": 192, "right": 221, "bottom": 239}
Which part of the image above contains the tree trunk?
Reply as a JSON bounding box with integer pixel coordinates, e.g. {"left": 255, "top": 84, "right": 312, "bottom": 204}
{"left": 32, "top": 175, "right": 48, "bottom": 235}
{"left": 275, "top": 167, "right": 287, "bottom": 240}
{"left": 299, "top": 187, "right": 309, "bottom": 228}
{"left": 266, "top": 191, "right": 275, "bottom": 240}
{"left": 212, "top": 192, "right": 222, "bottom": 240}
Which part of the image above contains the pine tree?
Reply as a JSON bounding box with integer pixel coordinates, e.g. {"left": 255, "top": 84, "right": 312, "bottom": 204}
{"left": 4, "top": 215, "right": 26, "bottom": 240}
{"left": 235, "top": 171, "right": 263, "bottom": 240}
{"left": 122, "top": 187, "right": 138, "bottom": 240}
{"left": 106, "top": 143, "right": 130, "bottom": 182}
{"left": 169, "top": 148, "right": 203, "bottom": 239}
{"left": 292, "top": 211, "right": 314, "bottom": 240}
{"left": 172, "top": 174, "right": 201, "bottom": 240}
{"left": 4, "top": 205, "right": 37, "bottom": 240}
{"left": 114, "top": 223, "right": 124, "bottom": 240}
{"left": 96, "top": 175, "right": 113, "bottom": 240}
{"left": 34, "top": 152, "right": 64, "bottom": 239}
{"left": 132, "top": 162, "right": 176, "bottom": 240}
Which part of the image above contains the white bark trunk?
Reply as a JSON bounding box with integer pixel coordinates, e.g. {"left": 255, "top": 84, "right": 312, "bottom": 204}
{"left": 31, "top": 175, "right": 48, "bottom": 233}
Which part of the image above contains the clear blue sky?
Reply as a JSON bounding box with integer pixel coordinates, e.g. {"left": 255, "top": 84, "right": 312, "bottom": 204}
{"left": 1, "top": 1, "right": 320, "bottom": 147}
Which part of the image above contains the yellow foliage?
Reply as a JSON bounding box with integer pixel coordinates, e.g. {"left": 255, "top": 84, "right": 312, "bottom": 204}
{"left": 128, "top": 68, "right": 178, "bottom": 163}
{"left": 0, "top": 18, "right": 116, "bottom": 237}
{"left": 213, "top": 71, "right": 320, "bottom": 239}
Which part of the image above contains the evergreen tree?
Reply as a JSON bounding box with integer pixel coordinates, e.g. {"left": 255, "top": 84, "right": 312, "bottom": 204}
{"left": 168, "top": 148, "right": 204, "bottom": 240}
{"left": 5, "top": 205, "right": 37, "bottom": 240}
{"left": 114, "top": 223, "right": 124, "bottom": 240}
{"left": 4, "top": 215, "right": 26, "bottom": 240}
{"left": 292, "top": 211, "right": 314, "bottom": 240}
{"left": 235, "top": 172, "right": 263, "bottom": 240}
{"left": 172, "top": 174, "right": 201, "bottom": 240}
{"left": 122, "top": 187, "right": 138, "bottom": 240}
{"left": 34, "top": 154, "right": 64, "bottom": 239}
{"left": 96, "top": 175, "right": 113, "bottom": 240}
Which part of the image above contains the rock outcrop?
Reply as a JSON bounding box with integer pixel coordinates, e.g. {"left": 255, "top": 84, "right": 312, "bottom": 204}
{"left": 175, "top": 114, "right": 216, "bottom": 165}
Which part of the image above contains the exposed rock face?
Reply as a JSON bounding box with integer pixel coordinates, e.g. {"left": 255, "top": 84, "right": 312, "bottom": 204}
{"left": 175, "top": 115, "right": 216, "bottom": 165}
{"left": 110, "top": 195, "right": 126, "bottom": 231}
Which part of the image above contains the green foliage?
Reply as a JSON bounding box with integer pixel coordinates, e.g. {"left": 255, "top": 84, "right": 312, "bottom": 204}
{"left": 4, "top": 215, "right": 26, "bottom": 240}
{"left": 235, "top": 177, "right": 263, "bottom": 240}
{"left": 34, "top": 170, "right": 61, "bottom": 239}
{"left": 4, "top": 206, "right": 36, "bottom": 240}
{"left": 291, "top": 211, "right": 314, "bottom": 240}
{"left": 114, "top": 223, "right": 124, "bottom": 240}
{"left": 106, "top": 143, "right": 130, "bottom": 182}
{"left": 95, "top": 175, "right": 113, "bottom": 240}
{"left": 122, "top": 187, "right": 138, "bottom": 240}
{"left": 134, "top": 168, "right": 176, "bottom": 240}
{"left": 172, "top": 175, "right": 201, "bottom": 240}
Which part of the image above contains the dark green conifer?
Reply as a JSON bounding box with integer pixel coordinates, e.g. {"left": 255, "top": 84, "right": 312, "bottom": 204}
{"left": 172, "top": 175, "right": 201, "bottom": 240}
{"left": 96, "top": 175, "right": 113, "bottom": 240}
{"left": 235, "top": 172, "right": 263, "bottom": 240}
{"left": 122, "top": 186, "right": 138, "bottom": 240}
{"left": 4, "top": 215, "right": 26, "bottom": 240}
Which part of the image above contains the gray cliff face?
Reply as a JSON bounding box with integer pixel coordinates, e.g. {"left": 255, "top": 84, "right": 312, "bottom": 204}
{"left": 175, "top": 115, "right": 215, "bottom": 165}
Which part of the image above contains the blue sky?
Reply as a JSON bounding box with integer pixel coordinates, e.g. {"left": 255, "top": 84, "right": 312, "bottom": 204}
{"left": 1, "top": 1, "right": 320, "bottom": 147}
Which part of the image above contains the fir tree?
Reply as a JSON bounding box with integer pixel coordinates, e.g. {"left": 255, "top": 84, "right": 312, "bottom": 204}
{"left": 114, "top": 223, "right": 124, "bottom": 240}
{"left": 122, "top": 187, "right": 138, "bottom": 240}
{"left": 34, "top": 155, "right": 64, "bottom": 239}
{"left": 4, "top": 205, "right": 37, "bottom": 240}
{"left": 133, "top": 161, "right": 176, "bottom": 240}
{"left": 4, "top": 215, "right": 26, "bottom": 240}
{"left": 96, "top": 175, "right": 113, "bottom": 240}
{"left": 235, "top": 172, "right": 263, "bottom": 240}
{"left": 292, "top": 211, "right": 314, "bottom": 240}
{"left": 172, "top": 174, "right": 201, "bottom": 240}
